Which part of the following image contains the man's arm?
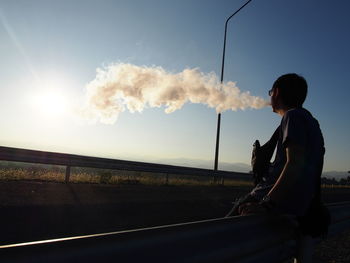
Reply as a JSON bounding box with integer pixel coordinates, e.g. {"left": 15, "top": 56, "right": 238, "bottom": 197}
{"left": 267, "top": 142, "right": 306, "bottom": 202}
{"left": 239, "top": 142, "right": 306, "bottom": 215}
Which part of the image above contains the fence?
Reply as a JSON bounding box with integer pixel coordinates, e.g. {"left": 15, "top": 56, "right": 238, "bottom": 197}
{"left": 1, "top": 201, "right": 350, "bottom": 263}
{"left": 0, "top": 146, "right": 250, "bottom": 184}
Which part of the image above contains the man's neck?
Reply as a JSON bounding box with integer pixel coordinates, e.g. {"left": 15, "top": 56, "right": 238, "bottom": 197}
{"left": 275, "top": 106, "right": 296, "bottom": 116}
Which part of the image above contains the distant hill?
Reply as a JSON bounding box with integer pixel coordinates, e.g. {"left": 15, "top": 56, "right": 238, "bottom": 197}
{"left": 153, "top": 158, "right": 251, "bottom": 173}
{"left": 322, "top": 171, "right": 350, "bottom": 180}
{"left": 154, "top": 158, "right": 349, "bottom": 179}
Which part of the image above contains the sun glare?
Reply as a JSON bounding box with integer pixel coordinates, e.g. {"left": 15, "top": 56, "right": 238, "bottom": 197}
{"left": 34, "top": 91, "right": 67, "bottom": 116}
{"left": 29, "top": 72, "right": 76, "bottom": 119}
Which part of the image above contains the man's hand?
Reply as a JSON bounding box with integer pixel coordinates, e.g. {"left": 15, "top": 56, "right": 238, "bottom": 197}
{"left": 238, "top": 202, "right": 268, "bottom": 215}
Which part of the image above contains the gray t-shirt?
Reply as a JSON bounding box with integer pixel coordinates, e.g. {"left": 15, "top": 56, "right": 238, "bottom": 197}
{"left": 251, "top": 108, "right": 325, "bottom": 216}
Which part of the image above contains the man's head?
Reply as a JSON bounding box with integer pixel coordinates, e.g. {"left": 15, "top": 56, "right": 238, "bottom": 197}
{"left": 269, "top": 73, "right": 308, "bottom": 114}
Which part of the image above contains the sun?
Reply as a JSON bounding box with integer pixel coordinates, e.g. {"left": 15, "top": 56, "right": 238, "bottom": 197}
{"left": 29, "top": 71, "right": 76, "bottom": 118}
{"left": 33, "top": 90, "right": 67, "bottom": 116}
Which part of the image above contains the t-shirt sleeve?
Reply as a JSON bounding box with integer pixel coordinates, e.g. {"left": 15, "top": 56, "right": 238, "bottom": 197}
{"left": 281, "top": 110, "right": 307, "bottom": 147}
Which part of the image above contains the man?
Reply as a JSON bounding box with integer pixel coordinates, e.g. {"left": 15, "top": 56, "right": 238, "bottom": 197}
{"left": 238, "top": 73, "right": 325, "bottom": 217}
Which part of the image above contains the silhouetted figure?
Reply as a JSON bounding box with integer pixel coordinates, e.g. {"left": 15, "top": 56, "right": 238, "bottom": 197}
{"left": 226, "top": 74, "right": 330, "bottom": 261}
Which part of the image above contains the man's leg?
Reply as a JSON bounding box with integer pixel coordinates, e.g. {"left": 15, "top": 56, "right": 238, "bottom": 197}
{"left": 293, "top": 235, "right": 314, "bottom": 263}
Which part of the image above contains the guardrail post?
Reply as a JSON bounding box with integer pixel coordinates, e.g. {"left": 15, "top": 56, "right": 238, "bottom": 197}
{"left": 212, "top": 173, "right": 216, "bottom": 184}
{"left": 165, "top": 173, "right": 169, "bottom": 185}
{"left": 65, "top": 166, "right": 71, "bottom": 183}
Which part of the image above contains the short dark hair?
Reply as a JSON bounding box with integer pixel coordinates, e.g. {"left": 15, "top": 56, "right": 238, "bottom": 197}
{"left": 272, "top": 73, "right": 308, "bottom": 107}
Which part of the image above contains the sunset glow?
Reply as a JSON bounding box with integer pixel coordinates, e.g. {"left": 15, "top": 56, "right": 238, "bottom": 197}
{"left": 33, "top": 90, "right": 67, "bottom": 117}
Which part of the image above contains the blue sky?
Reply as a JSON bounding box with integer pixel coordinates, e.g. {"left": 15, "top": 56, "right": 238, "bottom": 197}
{"left": 0, "top": 0, "right": 349, "bottom": 172}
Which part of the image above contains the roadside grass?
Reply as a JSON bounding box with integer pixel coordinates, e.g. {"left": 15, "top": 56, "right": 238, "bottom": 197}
{"left": 0, "top": 161, "right": 253, "bottom": 187}
{"left": 1, "top": 161, "right": 349, "bottom": 188}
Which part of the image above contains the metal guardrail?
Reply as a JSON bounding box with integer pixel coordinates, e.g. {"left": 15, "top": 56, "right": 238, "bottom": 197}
{"left": 0, "top": 146, "right": 250, "bottom": 183}
{"left": 1, "top": 202, "right": 350, "bottom": 263}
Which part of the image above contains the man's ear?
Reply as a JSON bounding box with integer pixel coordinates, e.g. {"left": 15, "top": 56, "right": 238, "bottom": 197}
{"left": 273, "top": 87, "right": 280, "bottom": 97}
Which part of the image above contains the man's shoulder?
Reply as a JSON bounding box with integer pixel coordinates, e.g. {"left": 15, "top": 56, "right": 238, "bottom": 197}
{"left": 282, "top": 108, "right": 323, "bottom": 144}
{"left": 284, "top": 108, "right": 311, "bottom": 118}
{"left": 280, "top": 108, "right": 322, "bottom": 136}
{"left": 282, "top": 108, "right": 317, "bottom": 125}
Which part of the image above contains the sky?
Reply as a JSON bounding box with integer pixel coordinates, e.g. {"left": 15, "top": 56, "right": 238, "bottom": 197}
{"left": 0, "top": 0, "right": 349, "bottom": 173}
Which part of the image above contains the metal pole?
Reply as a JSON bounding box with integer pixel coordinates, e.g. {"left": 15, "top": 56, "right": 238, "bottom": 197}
{"left": 65, "top": 165, "right": 71, "bottom": 183}
{"left": 214, "top": 0, "right": 253, "bottom": 171}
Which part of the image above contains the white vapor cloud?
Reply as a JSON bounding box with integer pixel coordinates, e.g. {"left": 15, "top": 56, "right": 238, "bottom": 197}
{"left": 81, "top": 63, "right": 269, "bottom": 124}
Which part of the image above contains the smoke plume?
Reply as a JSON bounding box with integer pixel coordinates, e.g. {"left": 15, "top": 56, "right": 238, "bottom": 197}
{"left": 82, "top": 63, "right": 269, "bottom": 124}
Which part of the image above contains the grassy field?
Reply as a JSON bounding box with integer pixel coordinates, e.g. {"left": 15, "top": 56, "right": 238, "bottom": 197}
{"left": 1, "top": 160, "right": 347, "bottom": 189}
{"left": 0, "top": 160, "right": 253, "bottom": 187}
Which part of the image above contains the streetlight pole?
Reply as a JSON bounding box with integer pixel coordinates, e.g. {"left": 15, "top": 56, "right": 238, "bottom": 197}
{"left": 214, "top": 0, "right": 253, "bottom": 171}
